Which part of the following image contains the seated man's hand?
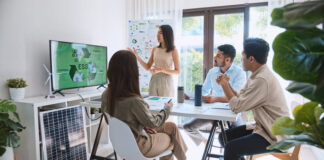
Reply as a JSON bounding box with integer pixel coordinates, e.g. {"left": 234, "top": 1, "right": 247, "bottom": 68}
{"left": 144, "top": 127, "right": 157, "bottom": 134}
{"left": 217, "top": 73, "right": 230, "bottom": 86}
{"left": 202, "top": 95, "right": 216, "bottom": 103}
{"left": 216, "top": 73, "right": 223, "bottom": 84}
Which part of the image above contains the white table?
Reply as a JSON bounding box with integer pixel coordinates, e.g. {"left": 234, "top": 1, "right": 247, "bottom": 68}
{"left": 81, "top": 96, "right": 237, "bottom": 160}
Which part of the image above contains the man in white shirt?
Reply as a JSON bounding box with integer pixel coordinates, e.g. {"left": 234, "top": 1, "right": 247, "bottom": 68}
{"left": 183, "top": 44, "right": 246, "bottom": 145}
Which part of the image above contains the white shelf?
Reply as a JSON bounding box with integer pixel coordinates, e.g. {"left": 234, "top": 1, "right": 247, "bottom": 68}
{"left": 13, "top": 89, "right": 106, "bottom": 160}
{"left": 15, "top": 89, "right": 104, "bottom": 107}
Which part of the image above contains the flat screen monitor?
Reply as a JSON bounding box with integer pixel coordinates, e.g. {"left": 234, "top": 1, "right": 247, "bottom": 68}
{"left": 50, "top": 40, "right": 107, "bottom": 91}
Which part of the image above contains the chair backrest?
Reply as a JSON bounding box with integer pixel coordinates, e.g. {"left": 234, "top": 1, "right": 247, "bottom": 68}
{"left": 109, "top": 117, "right": 147, "bottom": 160}
{"left": 103, "top": 112, "right": 111, "bottom": 123}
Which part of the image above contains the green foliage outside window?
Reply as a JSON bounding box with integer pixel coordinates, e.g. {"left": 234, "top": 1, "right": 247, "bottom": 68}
{"left": 178, "top": 49, "right": 203, "bottom": 93}
{"left": 215, "top": 14, "right": 243, "bottom": 37}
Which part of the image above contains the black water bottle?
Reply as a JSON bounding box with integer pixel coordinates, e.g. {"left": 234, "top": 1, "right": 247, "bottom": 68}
{"left": 195, "top": 84, "right": 202, "bottom": 106}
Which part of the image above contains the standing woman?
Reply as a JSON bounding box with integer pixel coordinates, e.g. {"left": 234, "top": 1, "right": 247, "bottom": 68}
{"left": 101, "top": 50, "right": 187, "bottom": 160}
{"left": 130, "top": 24, "right": 180, "bottom": 97}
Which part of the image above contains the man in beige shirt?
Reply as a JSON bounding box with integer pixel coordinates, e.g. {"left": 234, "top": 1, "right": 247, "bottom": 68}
{"left": 217, "top": 38, "right": 289, "bottom": 160}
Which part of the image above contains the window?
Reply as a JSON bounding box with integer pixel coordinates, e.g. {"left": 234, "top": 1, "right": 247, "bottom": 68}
{"left": 214, "top": 13, "right": 244, "bottom": 67}
{"left": 178, "top": 3, "right": 268, "bottom": 123}
{"left": 179, "top": 16, "right": 204, "bottom": 93}
{"left": 179, "top": 3, "right": 268, "bottom": 92}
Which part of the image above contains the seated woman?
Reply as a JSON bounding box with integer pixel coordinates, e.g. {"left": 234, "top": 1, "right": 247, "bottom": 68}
{"left": 101, "top": 50, "right": 187, "bottom": 160}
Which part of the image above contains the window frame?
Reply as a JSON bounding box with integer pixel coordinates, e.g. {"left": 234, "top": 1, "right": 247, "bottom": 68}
{"left": 182, "top": 2, "right": 268, "bottom": 79}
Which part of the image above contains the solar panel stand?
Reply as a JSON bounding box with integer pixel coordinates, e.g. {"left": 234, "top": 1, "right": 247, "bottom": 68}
{"left": 90, "top": 114, "right": 116, "bottom": 160}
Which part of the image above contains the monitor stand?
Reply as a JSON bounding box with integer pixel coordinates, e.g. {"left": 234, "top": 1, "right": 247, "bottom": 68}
{"left": 97, "top": 84, "right": 106, "bottom": 90}
{"left": 53, "top": 90, "right": 65, "bottom": 97}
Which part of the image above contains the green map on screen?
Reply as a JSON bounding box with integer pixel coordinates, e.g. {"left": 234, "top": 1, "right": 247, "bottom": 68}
{"left": 51, "top": 41, "right": 107, "bottom": 90}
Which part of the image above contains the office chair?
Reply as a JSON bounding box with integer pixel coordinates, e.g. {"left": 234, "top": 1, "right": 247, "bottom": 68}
{"left": 109, "top": 117, "right": 172, "bottom": 160}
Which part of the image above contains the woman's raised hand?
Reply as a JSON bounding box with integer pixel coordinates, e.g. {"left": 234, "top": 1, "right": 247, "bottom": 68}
{"left": 127, "top": 47, "right": 139, "bottom": 58}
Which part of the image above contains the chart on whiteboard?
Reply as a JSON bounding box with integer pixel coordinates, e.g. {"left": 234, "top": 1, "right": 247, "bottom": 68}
{"left": 128, "top": 19, "right": 174, "bottom": 92}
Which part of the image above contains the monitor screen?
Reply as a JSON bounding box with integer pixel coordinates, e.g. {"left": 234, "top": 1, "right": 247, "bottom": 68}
{"left": 50, "top": 40, "right": 107, "bottom": 91}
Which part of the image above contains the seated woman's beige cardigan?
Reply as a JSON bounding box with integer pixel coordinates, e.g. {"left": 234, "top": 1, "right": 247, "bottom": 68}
{"left": 100, "top": 89, "right": 173, "bottom": 155}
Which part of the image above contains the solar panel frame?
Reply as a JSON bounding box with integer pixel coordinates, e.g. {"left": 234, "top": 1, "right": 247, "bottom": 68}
{"left": 39, "top": 105, "right": 89, "bottom": 160}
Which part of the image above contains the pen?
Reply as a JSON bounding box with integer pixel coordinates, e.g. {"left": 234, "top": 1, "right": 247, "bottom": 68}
{"left": 168, "top": 99, "right": 172, "bottom": 103}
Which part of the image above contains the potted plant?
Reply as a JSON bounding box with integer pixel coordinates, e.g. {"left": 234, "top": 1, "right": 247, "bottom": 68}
{"left": 267, "top": 1, "right": 324, "bottom": 151}
{"left": 6, "top": 78, "right": 28, "bottom": 101}
{"left": 0, "top": 99, "right": 26, "bottom": 160}
{"left": 90, "top": 107, "right": 99, "bottom": 119}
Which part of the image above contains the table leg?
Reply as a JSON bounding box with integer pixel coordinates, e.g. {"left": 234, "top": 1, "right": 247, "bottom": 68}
{"left": 220, "top": 120, "right": 228, "bottom": 145}
{"left": 201, "top": 120, "right": 218, "bottom": 160}
{"left": 201, "top": 120, "right": 229, "bottom": 160}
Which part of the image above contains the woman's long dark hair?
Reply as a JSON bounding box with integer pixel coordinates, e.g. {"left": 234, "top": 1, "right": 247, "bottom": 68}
{"left": 106, "top": 50, "right": 141, "bottom": 115}
{"left": 158, "top": 24, "right": 175, "bottom": 52}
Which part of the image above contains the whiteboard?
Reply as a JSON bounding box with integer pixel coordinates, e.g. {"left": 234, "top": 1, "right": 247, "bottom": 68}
{"left": 128, "top": 19, "right": 175, "bottom": 92}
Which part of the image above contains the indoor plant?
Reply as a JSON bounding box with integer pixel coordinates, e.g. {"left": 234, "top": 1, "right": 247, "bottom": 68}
{"left": 267, "top": 1, "right": 324, "bottom": 150}
{"left": 6, "top": 78, "right": 28, "bottom": 101}
{"left": 90, "top": 107, "right": 99, "bottom": 119}
{"left": 0, "top": 99, "right": 25, "bottom": 159}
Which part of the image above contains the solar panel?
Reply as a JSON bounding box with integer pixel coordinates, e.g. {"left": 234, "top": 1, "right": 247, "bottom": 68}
{"left": 40, "top": 106, "right": 89, "bottom": 160}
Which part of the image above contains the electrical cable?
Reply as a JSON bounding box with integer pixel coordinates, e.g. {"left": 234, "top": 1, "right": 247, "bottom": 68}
{"left": 76, "top": 93, "right": 102, "bottom": 121}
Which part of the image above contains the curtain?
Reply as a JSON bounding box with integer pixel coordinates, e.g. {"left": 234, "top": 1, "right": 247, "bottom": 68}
{"left": 127, "top": 0, "right": 183, "bottom": 47}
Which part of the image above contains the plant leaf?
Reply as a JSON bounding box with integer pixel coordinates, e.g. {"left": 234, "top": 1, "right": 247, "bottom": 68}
{"left": 5, "top": 132, "right": 20, "bottom": 148}
{"left": 13, "top": 112, "right": 20, "bottom": 122}
{"left": 267, "top": 134, "right": 324, "bottom": 150}
{"left": 0, "top": 147, "right": 5, "bottom": 157}
{"left": 272, "top": 28, "right": 324, "bottom": 85}
{"left": 293, "top": 104, "right": 303, "bottom": 118}
{"left": 314, "top": 106, "right": 324, "bottom": 124}
{"left": 0, "top": 113, "right": 9, "bottom": 121}
{"left": 295, "top": 102, "right": 318, "bottom": 125}
{"left": 286, "top": 82, "right": 317, "bottom": 101}
{"left": 7, "top": 103, "right": 16, "bottom": 113}
{"left": 5, "top": 119, "right": 25, "bottom": 132}
{"left": 319, "top": 118, "right": 324, "bottom": 140}
{"left": 314, "top": 73, "right": 324, "bottom": 106}
{"left": 271, "top": 1, "right": 324, "bottom": 29}
{"left": 271, "top": 117, "right": 302, "bottom": 135}
{"left": 0, "top": 99, "right": 17, "bottom": 113}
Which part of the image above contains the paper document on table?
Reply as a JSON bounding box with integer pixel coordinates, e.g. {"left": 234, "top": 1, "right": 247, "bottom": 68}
{"left": 145, "top": 96, "right": 174, "bottom": 110}
{"left": 173, "top": 106, "right": 209, "bottom": 114}
{"left": 211, "top": 103, "right": 230, "bottom": 110}
{"left": 147, "top": 101, "right": 165, "bottom": 110}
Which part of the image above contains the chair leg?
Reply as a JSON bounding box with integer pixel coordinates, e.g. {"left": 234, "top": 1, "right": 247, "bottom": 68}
{"left": 114, "top": 151, "right": 117, "bottom": 160}
{"left": 291, "top": 145, "right": 301, "bottom": 160}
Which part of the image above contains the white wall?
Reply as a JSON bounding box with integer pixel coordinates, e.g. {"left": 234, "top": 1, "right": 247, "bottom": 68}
{"left": 0, "top": 0, "right": 127, "bottom": 98}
